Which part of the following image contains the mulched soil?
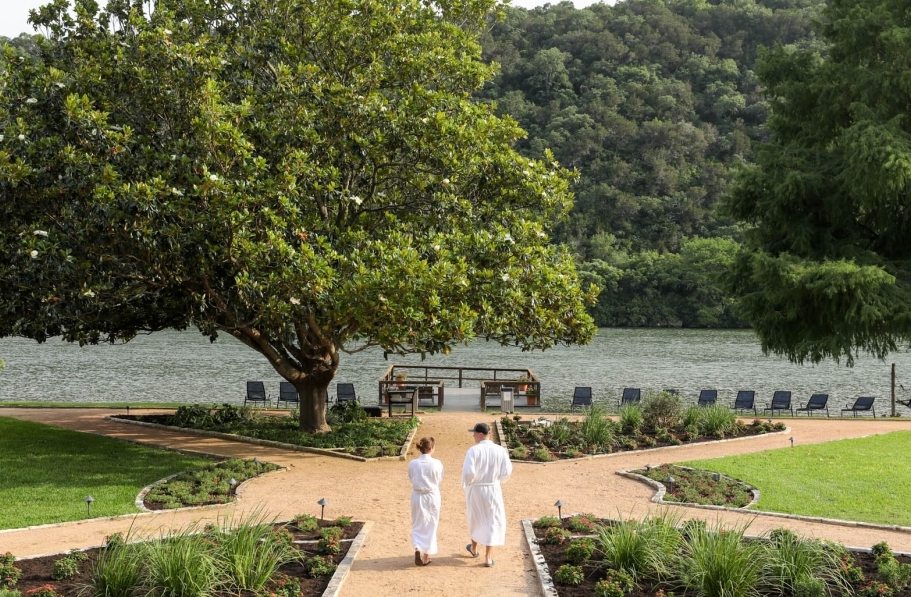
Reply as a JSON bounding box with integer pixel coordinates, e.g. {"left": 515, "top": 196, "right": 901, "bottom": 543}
{"left": 12, "top": 521, "right": 363, "bottom": 597}
{"left": 534, "top": 521, "right": 911, "bottom": 596}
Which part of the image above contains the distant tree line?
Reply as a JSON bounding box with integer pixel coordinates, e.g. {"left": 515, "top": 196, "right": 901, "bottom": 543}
{"left": 479, "top": 0, "right": 826, "bottom": 327}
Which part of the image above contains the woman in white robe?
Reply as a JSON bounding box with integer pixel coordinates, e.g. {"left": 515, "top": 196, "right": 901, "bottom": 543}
{"left": 408, "top": 436, "right": 444, "bottom": 566}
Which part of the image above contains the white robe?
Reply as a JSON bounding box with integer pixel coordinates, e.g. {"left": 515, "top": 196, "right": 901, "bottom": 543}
{"left": 408, "top": 453, "right": 444, "bottom": 555}
{"left": 461, "top": 439, "right": 513, "bottom": 546}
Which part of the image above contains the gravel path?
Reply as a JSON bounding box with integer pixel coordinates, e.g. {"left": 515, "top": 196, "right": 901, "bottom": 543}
{"left": 2, "top": 408, "right": 910, "bottom": 596}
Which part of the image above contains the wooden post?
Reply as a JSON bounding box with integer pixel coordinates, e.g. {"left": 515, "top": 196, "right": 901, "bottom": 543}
{"left": 892, "top": 363, "right": 897, "bottom": 417}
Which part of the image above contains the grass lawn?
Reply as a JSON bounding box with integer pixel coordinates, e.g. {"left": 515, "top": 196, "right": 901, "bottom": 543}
{"left": 0, "top": 416, "right": 214, "bottom": 530}
{"left": 682, "top": 430, "right": 911, "bottom": 526}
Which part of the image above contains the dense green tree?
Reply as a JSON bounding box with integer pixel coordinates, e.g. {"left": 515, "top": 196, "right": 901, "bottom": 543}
{"left": 724, "top": 0, "right": 911, "bottom": 363}
{"left": 0, "top": 0, "right": 597, "bottom": 431}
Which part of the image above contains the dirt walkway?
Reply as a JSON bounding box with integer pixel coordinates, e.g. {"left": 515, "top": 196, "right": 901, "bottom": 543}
{"left": 2, "top": 408, "right": 911, "bottom": 596}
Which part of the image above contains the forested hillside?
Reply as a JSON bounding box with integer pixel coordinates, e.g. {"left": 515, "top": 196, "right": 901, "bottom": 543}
{"left": 2, "top": 0, "right": 826, "bottom": 329}
{"left": 479, "top": 0, "right": 826, "bottom": 327}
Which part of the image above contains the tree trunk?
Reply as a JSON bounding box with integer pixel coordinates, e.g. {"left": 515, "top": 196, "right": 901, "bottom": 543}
{"left": 293, "top": 376, "right": 333, "bottom": 433}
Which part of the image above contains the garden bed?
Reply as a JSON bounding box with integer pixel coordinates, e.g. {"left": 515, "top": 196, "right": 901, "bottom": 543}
{"left": 500, "top": 398, "right": 786, "bottom": 462}
{"left": 7, "top": 517, "right": 366, "bottom": 597}
{"left": 527, "top": 514, "right": 911, "bottom": 597}
{"left": 111, "top": 403, "right": 419, "bottom": 460}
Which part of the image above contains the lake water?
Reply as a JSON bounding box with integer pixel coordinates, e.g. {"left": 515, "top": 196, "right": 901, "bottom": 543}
{"left": 2, "top": 328, "right": 911, "bottom": 413}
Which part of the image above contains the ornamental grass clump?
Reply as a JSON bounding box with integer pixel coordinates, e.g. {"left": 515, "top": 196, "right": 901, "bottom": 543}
{"left": 142, "top": 533, "right": 220, "bottom": 597}
{"left": 596, "top": 512, "right": 681, "bottom": 582}
{"left": 82, "top": 540, "right": 145, "bottom": 597}
{"left": 764, "top": 528, "right": 853, "bottom": 596}
{"left": 697, "top": 405, "right": 737, "bottom": 437}
{"left": 679, "top": 521, "right": 765, "bottom": 597}
{"left": 214, "top": 514, "right": 296, "bottom": 593}
{"left": 618, "top": 404, "right": 643, "bottom": 435}
{"left": 580, "top": 404, "right": 614, "bottom": 450}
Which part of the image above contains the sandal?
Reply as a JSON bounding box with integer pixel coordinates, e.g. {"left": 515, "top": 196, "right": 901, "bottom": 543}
{"left": 465, "top": 543, "right": 479, "bottom": 558}
{"left": 414, "top": 550, "right": 422, "bottom": 566}
{"left": 485, "top": 559, "right": 495, "bottom": 567}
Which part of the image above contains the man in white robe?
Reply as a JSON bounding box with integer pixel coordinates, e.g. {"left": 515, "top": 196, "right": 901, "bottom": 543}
{"left": 461, "top": 422, "right": 512, "bottom": 567}
{"left": 408, "top": 436, "right": 444, "bottom": 566}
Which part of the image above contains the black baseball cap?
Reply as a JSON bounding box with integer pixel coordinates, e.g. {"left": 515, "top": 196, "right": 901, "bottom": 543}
{"left": 469, "top": 422, "right": 490, "bottom": 434}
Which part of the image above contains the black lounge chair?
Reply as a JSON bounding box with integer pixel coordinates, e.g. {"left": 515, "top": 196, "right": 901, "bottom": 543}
{"left": 698, "top": 390, "right": 718, "bottom": 407}
{"left": 619, "top": 388, "right": 641, "bottom": 407}
{"left": 842, "top": 396, "right": 876, "bottom": 418}
{"left": 796, "top": 393, "right": 829, "bottom": 417}
{"left": 763, "top": 391, "right": 793, "bottom": 417}
{"left": 335, "top": 383, "right": 357, "bottom": 404}
{"left": 244, "top": 381, "right": 269, "bottom": 408}
{"left": 571, "top": 387, "right": 593, "bottom": 413}
{"left": 731, "top": 390, "right": 756, "bottom": 415}
{"left": 898, "top": 385, "right": 911, "bottom": 409}
{"left": 387, "top": 386, "right": 416, "bottom": 417}
{"left": 277, "top": 382, "right": 299, "bottom": 408}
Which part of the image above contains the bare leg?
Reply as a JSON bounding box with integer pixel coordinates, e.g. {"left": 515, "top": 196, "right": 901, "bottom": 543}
{"left": 485, "top": 546, "right": 494, "bottom": 566}
{"left": 471, "top": 540, "right": 479, "bottom": 556}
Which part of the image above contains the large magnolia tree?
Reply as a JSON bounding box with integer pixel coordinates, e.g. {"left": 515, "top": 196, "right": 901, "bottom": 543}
{"left": 0, "top": 0, "right": 597, "bottom": 431}
{"left": 723, "top": 0, "right": 911, "bottom": 365}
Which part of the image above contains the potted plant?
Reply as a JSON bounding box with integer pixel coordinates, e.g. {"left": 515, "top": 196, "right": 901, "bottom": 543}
{"left": 517, "top": 375, "right": 530, "bottom": 392}
{"left": 394, "top": 370, "right": 408, "bottom": 388}
{"left": 526, "top": 387, "right": 538, "bottom": 406}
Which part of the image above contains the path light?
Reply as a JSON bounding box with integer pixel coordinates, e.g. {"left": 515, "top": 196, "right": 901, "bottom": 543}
{"left": 645, "top": 464, "right": 652, "bottom": 473}
{"left": 318, "top": 497, "right": 328, "bottom": 521}
{"left": 228, "top": 478, "right": 237, "bottom": 490}
{"left": 85, "top": 495, "right": 95, "bottom": 517}
{"left": 789, "top": 436, "right": 794, "bottom": 447}
{"left": 767, "top": 418, "right": 772, "bottom": 424}
{"left": 664, "top": 476, "right": 675, "bottom": 494}
{"left": 554, "top": 500, "right": 563, "bottom": 520}
{"left": 253, "top": 457, "right": 259, "bottom": 464}
{"left": 712, "top": 473, "right": 721, "bottom": 482}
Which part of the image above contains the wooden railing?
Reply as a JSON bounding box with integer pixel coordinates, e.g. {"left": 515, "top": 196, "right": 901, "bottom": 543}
{"left": 378, "top": 365, "right": 539, "bottom": 409}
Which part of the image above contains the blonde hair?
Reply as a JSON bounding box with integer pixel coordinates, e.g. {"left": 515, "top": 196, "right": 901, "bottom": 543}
{"left": 417, "top": 436, "right": 435, "bottom": 454}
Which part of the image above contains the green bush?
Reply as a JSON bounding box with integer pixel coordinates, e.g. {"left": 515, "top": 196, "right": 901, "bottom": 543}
{"left": 0, "top": 553, "right": 21, "bottom": 589}
{"left": 23, "top": 586, "right": 60, "bottom": 597}
{"left": 334, "top": 516, "right": 353, "bottom": 528}
{"left": 510, "top": 446, "right": 528, "bottom": 459}
{"left": 642, "top": 391, "right": 683, "bottom": 431}
{"left": 327, "top": 400, "right": 367, "bottom": 425}
{"left": 292, "top": 514, "right": 318, "bottom": 532}
{"left": 567, "top": 514, "right": 598, "bottom": 533}
{"left": 534, "top": 447, "right": 555, "bottom": 461}
{"left": 317, "top": 536, "right": 340, "bottom": 555}
{"left": 878, "top": 556, "right": 911, "bottom": 590}
{"left": 594, "top": 569, "right": 635, "bottom": 597}
{"left": 793, "top": 576, "right": 826, "bottom": 597}
{"left": 0, "top": 589, "right": 21, "bottom": 597}
{"left": 580, "top": 405, "right": 614, "bottom": 449}
{"left": 533, "top": 516, "right": 562, "bottom": 529}
{"left": 304, "top": 555, "right": 337, "bottom": 578}
{"left": 543, "top": 527, "right": 570, "bottom": 545}
{"left": 859, "top": 581, "right": 894, "bottom": 597}
{"left": 51, "top": 556, "right": 81, "bottom": 580}
{"left": 565, "top": 538, "right": 596, "bottom": 565}
{"left": 265, "top": 574, "right": 301, "bottom": 597}
{"left": 553, "top": 564, "right": 584, "bottom": 586}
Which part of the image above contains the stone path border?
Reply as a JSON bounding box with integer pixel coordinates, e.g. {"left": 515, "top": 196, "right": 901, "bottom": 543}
{"left": 324, "top": 520, "right": 373, "bottom": 597}
{"left": 107, "top": 415, "right": 419, "bottom": 462}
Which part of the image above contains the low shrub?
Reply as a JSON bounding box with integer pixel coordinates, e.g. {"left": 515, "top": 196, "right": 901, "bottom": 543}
{"left": 292, "top": 514, "right": 318, "bottom": 533}
{"left": 533, "top": 516, "right": 562, "bottom": 529}
{"left": 0, "top": 590, "right": 21, "bottom": 597}
{"left": 542, "top": 527, "right": 570, "bottom": 545}
{"left": 50, "top": 557, "right": 80, "bottom": 581}
{"left": 567, "top": 514, "right": 598, "bottom": 533}
{"left": 642, "top": 391, "right": 683, "bottom": 431}
{"left": 317, "top": 536, "right": 340, "bottom": 555}
{"left": 554, "top": 564, "right": 584, "bottom": 586}
{"left": 25, "top": 586, "right": 61, "bottom": 597}
{"left": 594, "top": 569, "right": 635, "bottom": 597}
{"left": 565, "top": 538, "right": 596, "bottom": 565}
{"left": 334, "top": 516, "right": 353, "bottom": 528}
{"left": 264, "top": 574, "right": 302, "bottom": 597}
{"left": 0, "top": 553, "right": 22, "bottom": 589}
{"left": 510, "top": 446, "right": 528, "bottom": 459}
{"left": 858, "top": 580, "right": 894, "bottom": 597}
{"left": 304, "top": 555, "right": 337, "bottom": 578}
{"left": 534, "top": 448, "right": 555, "bottom": 462}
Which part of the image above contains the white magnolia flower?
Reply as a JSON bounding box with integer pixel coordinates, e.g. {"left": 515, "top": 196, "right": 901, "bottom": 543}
{"left": 55, "top": 82, "right": 65, "bottom": 88}
{"left": 421, "top": 117, "right": 428, "bottom": 123}
{"left": 289, "top": 297, "right": 301, "bottom": 305}
{"left": 209, "top": 174, "right": 218, "bottom": 181}
{"left": 502, "top": 273, "right": 510, "bottom": 281}
{"left": 351, "top": 195, "right": 363, "bottom": 205}
{"left": 0, "top": 135, "right": 4, "bottom": 141}
{"left": 33, "top": 230, "right": 48, "bottom": 237}
{"left": 171, "top": 188, "right": 183, "bottom": 196}
{"left": 29, "top": 250, "right": 38, "bottom": 259}
{"left": 163, "top": 28, "right": 172, "bottom": 35}
{"left": 433, "top": 244, "right": 441, "bottom": 251}
{"left": 18, "top": 134, "right": 25, "bottom": 141}
{"left": 25, "top": 98, "right": 38, "bottom": 104}
{"left": 82, "top": 289, "right": 96, "bottom": 297}
{"left": 442, "top": 178, "right": 450, "bottom": 185}
{"left": 170, "top": 155, "right": 177, "bottom": 160}
{"left": 504, "top": 234, "right": 514, "bottom": 243}
{"left": 536, "top": 231, "right": 546, "bottom": 238}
